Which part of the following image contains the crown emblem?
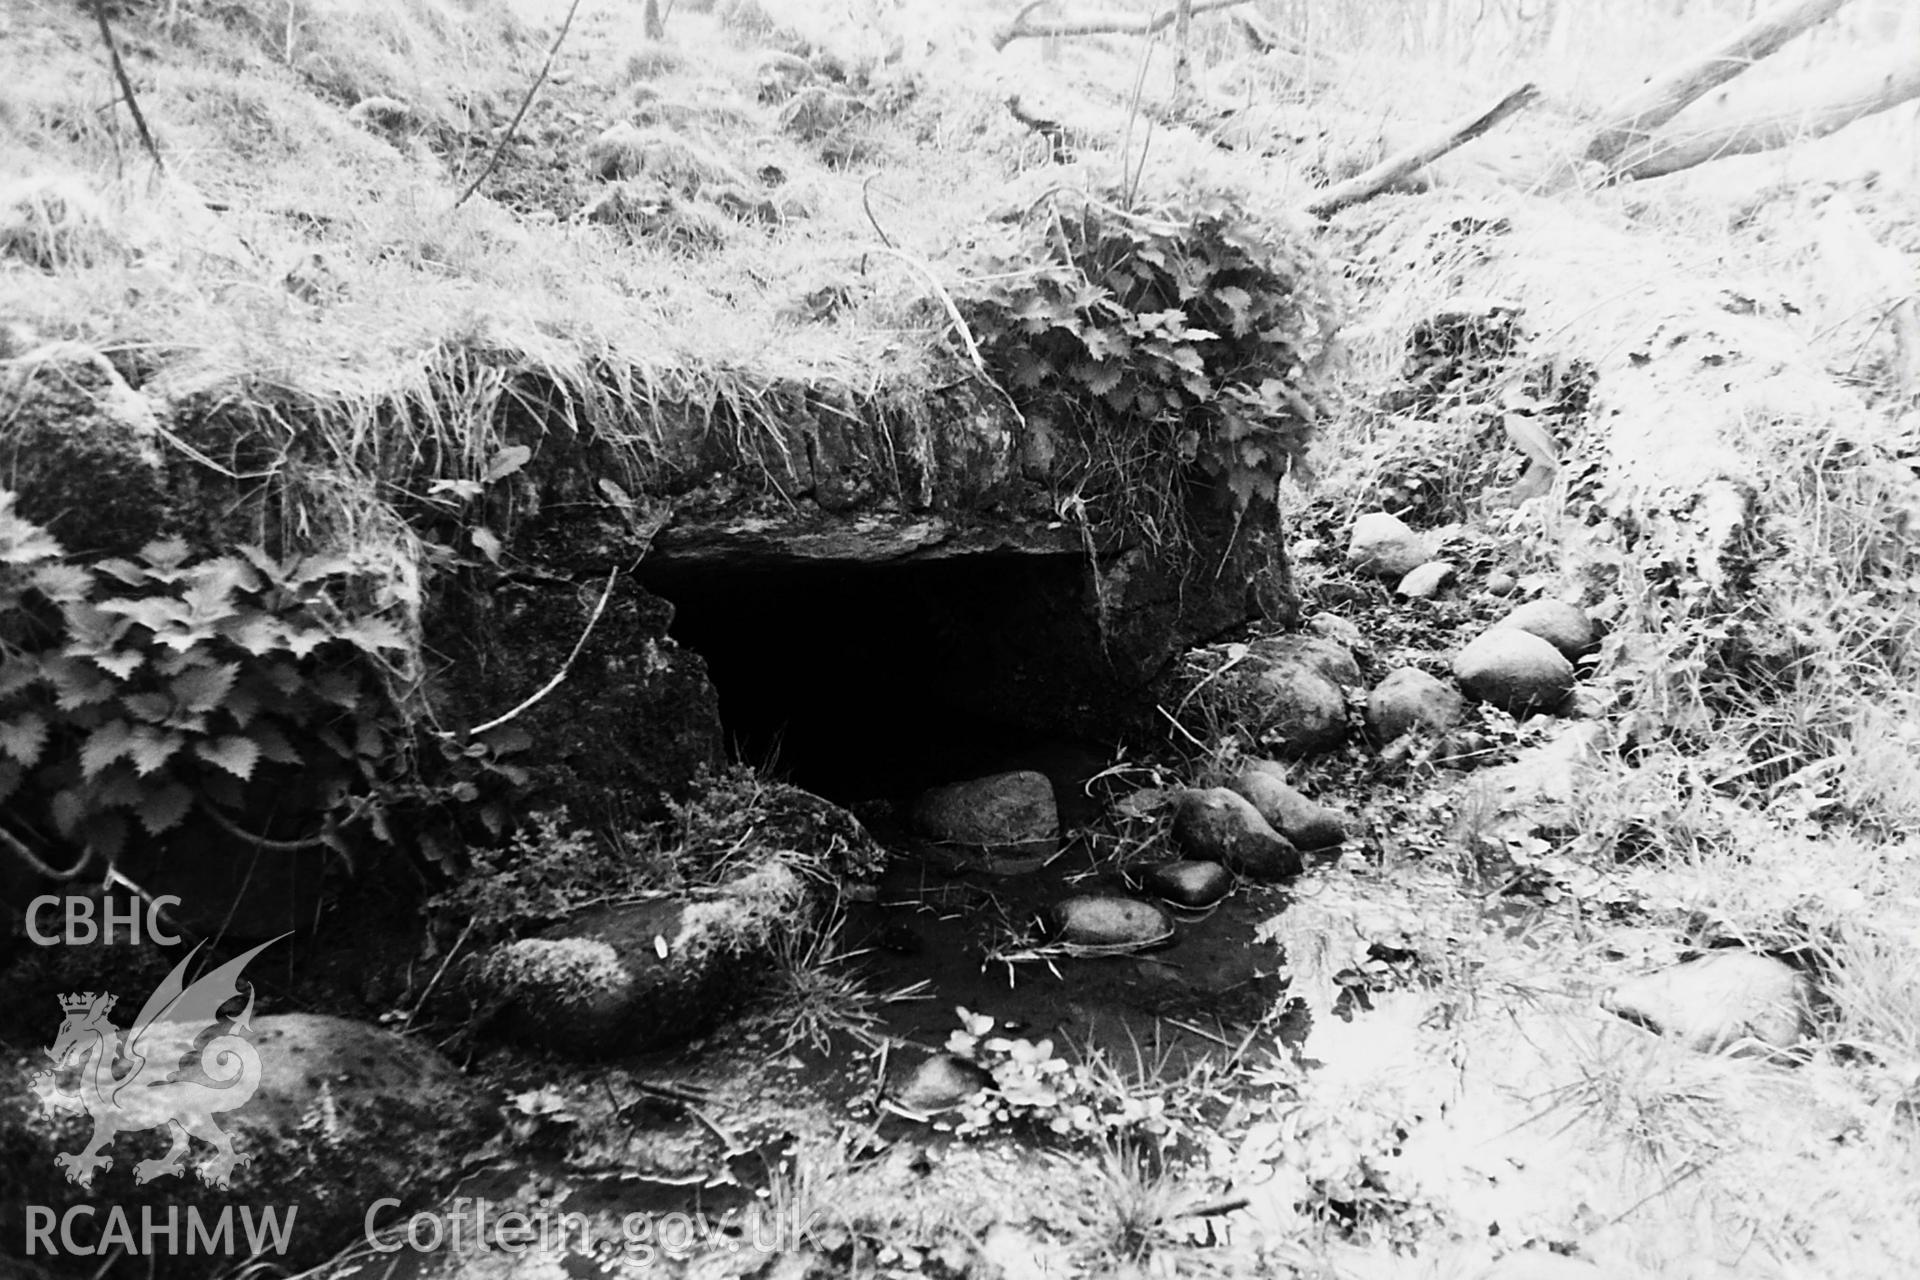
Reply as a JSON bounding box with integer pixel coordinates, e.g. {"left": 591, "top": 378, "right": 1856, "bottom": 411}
{"left": 58, "top": 992, "right": 114, "bottom": 1016}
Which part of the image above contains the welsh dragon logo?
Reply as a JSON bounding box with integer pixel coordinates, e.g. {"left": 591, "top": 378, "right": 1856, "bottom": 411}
{"left": 30, "top": 936, "right": 285, "bottom": 1190}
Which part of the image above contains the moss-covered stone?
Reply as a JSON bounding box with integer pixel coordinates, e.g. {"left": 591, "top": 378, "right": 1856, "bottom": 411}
{"left": 0, "top": 346, "right": 170, "bottom": 557}
{"left": 467, "top": 862, "right": 811, "bottom": 1057}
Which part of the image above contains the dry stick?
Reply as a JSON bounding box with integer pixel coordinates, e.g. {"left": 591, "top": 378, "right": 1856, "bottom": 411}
{"left": 453, "top": 0, "right": 585, "bottom": 210}
{"left": 1583, "top": 0, "right": 1850, "bottom": 165}
{"left": 88, "top": 0, "right": 165, "bottom": 174}
{"left": 449, "top": 568, "right": 619, "bottom": 738}
{"left": 991, "top": 0, "right": 1249, "bottom": 52}
{"left": 400, "top": 915, "right": 475, "bottom": 1033}
{"left": 1304, "top": 82, "right": 1541, "bottom": 220}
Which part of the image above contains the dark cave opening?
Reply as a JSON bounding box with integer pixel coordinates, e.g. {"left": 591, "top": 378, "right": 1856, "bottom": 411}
{"left": 638, "top": 552, "right": 1125, "bottom": 808}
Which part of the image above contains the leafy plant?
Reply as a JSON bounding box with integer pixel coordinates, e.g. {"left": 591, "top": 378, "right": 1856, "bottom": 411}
{"left": 955, "top": 185, "right": 1338, "bottom": 553}
{"left": 940, "top": 1007, "right": 1186, "bottom": 1145}
{"left": 0, "top": 489, "right": 514, "bottom": 874}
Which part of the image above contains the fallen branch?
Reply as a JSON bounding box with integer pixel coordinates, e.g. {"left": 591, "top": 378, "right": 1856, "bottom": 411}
{"left": 1608, "top": 52, "right": 1920, "bottom": 181}
{"left": 1305, "top": 83, "right": 1540, "bottom": 220}
{"left": 991, "top": 0, "right": 1249, "bottom": 52}
{"left": 1583, "top": 0, "right": 1850, "bottom": 165}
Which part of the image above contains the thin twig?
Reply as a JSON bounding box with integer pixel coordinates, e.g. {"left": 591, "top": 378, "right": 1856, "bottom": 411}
{"left": 449, "top": 569, "right": 619, "bottom": 738}
{"left": 0, "top": 824, "right": 97, "bottom": 881}
{"left": 202, "top": 803, "right": 332, "bottom": 852}
{"left": 860, "top": 174, "right": 896, "bottom": 250}
{"left": 401, "top": 915, "right": 476, "bottom": 1033}
{"left": 453, "top": 0, "right": 585, "bottom": 209}
{"left": 868, "top": 247, "right": 985, "bottom": 373}
{"left": 88, "top": 0, "right": 165, "bottom": 174}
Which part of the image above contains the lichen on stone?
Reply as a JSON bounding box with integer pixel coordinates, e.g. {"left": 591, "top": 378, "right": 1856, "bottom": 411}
{"left": 677, "top": 862, "right": 806, "bottom": 961}
{"left": 477, "top": 937, "right": 632, "bottom": 1008}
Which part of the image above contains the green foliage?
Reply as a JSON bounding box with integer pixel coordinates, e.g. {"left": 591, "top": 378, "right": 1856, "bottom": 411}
{"left": 426, "top": 767, "right": 882, "bottom": 949}
{"left": 955, "top": 186, "right": 1338, "bottom": 549}
{"left": 0, "top": 491, "right": 429, "bottom": 861}
{"left": 0, "top": 488, "right": 534, "bottom": 871}
{"left": 939, "top": 1007, "right": 1187, "bottom": 1146}
{"left": 424, "top": 808, "right": 646, "bottom": 946}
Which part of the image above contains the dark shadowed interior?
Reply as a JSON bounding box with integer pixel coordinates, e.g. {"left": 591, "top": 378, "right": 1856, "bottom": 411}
{"left": 638, "top": 551, "right": 1123, "bottom": 805}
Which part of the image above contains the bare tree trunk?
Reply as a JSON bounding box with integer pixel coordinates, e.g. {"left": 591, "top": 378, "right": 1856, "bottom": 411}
{"left": 643, "top": 0, "right": 665, "bottom": 40}
{"left": 1583, "top": 0, "right": 1851, "bottom": 164}
{"left": 1608, "top": 52, "right": 1920, "bottom": 179}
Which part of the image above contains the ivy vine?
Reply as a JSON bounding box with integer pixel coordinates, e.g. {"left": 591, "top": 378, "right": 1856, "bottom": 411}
{"left": 955, "top": 185, "right": 1339, "bottom": 552}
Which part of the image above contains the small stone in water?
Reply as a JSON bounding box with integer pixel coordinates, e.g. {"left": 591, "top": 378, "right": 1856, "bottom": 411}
{"left": 1050, "top": 894, "right": 1175, "bottom": 949}
{"left": 1142, "top": 860, "right": 1233, "bottom": 909}
{"left": 891, "top": 1053, "right": 991, "bottom": 1113}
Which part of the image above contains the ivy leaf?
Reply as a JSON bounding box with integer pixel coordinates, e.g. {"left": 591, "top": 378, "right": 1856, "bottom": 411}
{"left": 470, "top": 527, "right": 504, "bottom": 566}
{"left": 29, "top": 563, "right": 94, "bottom": 604}
{"left": 283, "top": 628, "right": 330, "bottom": 660}
{"left": 128, "top": 724, "right": 185, "bottom": 776}
{"left": 0, "top": 655, "right": 44, "bottom": 698}
{"left": 0, "top": 712, "right": 48, "bottom": 766}
{"left": 89, "top": 648, "right": 144, "bottom": 681}
{"left": 1010, "top": 351, "right": 1051, "bottom": 389}
{"left": 137, "top": 538, "right": 194, "bottom": 581}
{"left": 221, "top": 683, "right": 261, "bottom": 728}
{"left": 1213, "top": 285, "right": 1254, "bottom": 336}
{"left": 260, "top": 659, "right": 304, "bottom": 696}
{"left": 123, "top": 692, "right": 174, "bottom": 724}
{"left": 312, "top": 670, "right": 363, "bottom": 710}
{"left": 195, "top": 735, "right": 260, "bottom": 781}
{"left": 137, "top": 782, "right": 194, "bottom": 835}
{"left": 179, "top": 562, "right": 247, "bottom": 621}
{"left": 239, "top": 544, "right": 292, "bottom": 588}
{"left": 484, "top": 445, "right": 533, "bottom": 483}
{"left": 288, "top": 552, "right": 355, "bottom": 588}
{"left": 337, "top": 615, "right": 409, "bottom": 653}
{"left": 98, "top": 594, "right": 190, "bottom": 635}
{"left": 171, "top": 663, "right": 239, "bottom": 715}
{"left": 50, "top": 787, "right": 87, "bottom": 837}
{"left": 1, "top": 523, "right": 63, "bottom": 566}
{"left": 222, "top": 613, "right": 288, "bottom": 656}
{"left": 597, "top": 477, "right": 634, "bottom": 510}
{"left": 93, "top": 556, "right": 147, "bottom": 586}
{"left": 81, "top": 720, "right": 134, "bottom": 779}
{"left": 46, "top": 656, "right": 117, "bottom": 710}
{"left": 249, "top": 720, "right": 301, "bottom": 765}
{"left": 1077, "top": 360, "right": 1124, "bottom": 397}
